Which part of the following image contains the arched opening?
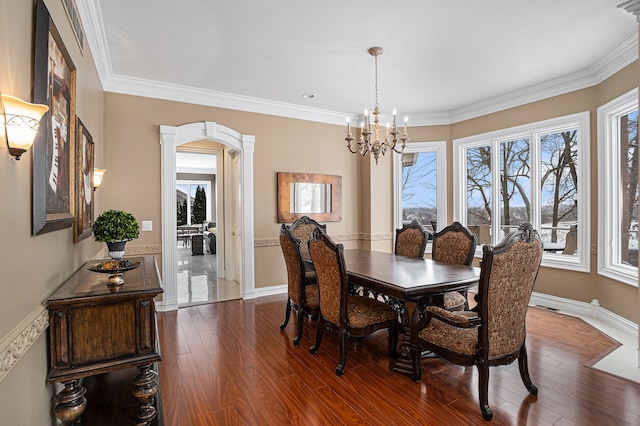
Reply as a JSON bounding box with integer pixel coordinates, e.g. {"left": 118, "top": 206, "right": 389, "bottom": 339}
{"left": 159, "top": 122, "right": 255, "bottom": 311}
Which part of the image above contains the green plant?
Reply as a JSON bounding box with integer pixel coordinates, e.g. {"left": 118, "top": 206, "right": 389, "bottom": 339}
{"left": 93, "top": 209, "right": 140, "bottom": 242}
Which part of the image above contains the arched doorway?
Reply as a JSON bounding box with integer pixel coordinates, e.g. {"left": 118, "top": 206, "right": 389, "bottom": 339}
{"left": 159, "top": 122, "right": 255, "bottom": 311}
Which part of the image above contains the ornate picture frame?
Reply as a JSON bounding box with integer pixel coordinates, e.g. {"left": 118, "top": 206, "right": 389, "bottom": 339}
{"left": 33, "top": 0, "right": 77, "bottom": 235}
{"left": 74, "top": 118, "right": 94, "bottom": 242}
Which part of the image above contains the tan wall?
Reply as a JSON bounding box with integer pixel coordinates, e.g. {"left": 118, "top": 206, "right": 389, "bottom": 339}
{"left": 103, "top": 93, "right": 362, "bottom": 289}
{"left": 0, "top": 0, "right": 104, "bottom": 423}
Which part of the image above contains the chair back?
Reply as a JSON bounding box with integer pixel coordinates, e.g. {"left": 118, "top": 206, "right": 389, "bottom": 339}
{"left": 395, "top": 220, "right": 428, "bottom": 258}
{"left": 279, "top": 225, "right": 307, "bottom": 306}
{"left": 432, "top": 221, "right": 477, "bottom": 266}
{"left": 562, "top": 224, "right": 578, "bottom": 255}
{"left": 287, "top": 216, "right": 327, "bottom": 261}
{"left": 476, "top": 223, "right": 543, "bottom": 358}
{"left": 308, "top": 227, "right": 347, "bottom": 326}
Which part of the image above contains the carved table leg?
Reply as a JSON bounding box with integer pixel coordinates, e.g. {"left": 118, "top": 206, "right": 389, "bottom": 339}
{"left": 54, "top": 379, "right": 86, "bottom": 424}
{"left": 391, "top": 298, "right": 432, "bottom": 374}
{"left": 132, "top": 363, "right": 158, "bottom": 426}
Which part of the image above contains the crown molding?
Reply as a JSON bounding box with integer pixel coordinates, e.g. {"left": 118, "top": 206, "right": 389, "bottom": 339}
{"left": 78, "top": 1, "right": 638, "bottom": 126}
{"left": 619, "top": 0, "right": 640, "bottom": 23}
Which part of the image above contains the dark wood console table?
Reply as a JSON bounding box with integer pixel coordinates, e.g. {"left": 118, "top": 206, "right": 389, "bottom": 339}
{"left": 46, "top": 255, "right": 163, "bottom": 425}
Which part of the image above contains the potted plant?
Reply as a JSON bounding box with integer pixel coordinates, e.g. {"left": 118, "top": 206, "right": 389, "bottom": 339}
{"left": 93, "top": 209, "right": 140, "bottom": 259}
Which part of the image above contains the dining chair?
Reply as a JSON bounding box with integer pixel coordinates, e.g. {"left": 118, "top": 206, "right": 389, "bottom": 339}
{"left": 286, "top": 215, "right": 327, "bottom": 281}
{"left": 410, "top": 222, "right": 543, "bottom": 421}
{"left": 431, "top": 221, "right": 478, "bottom": 311}
{"left": 278, "top": 225, "right": 320, "bottom": 346}
{"left": 562, "top": 224, "right": 578, "bottom": 255}
{"left": 394, "top": 220, "right": 428, "bottom": 258}
{"left": 309, "top": 227, "right": 398, "bottom": 376}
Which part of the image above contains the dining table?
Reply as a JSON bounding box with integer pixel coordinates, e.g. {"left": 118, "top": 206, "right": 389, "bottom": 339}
{"left": 341, "top": 248, "right": 481, "bottom": 374}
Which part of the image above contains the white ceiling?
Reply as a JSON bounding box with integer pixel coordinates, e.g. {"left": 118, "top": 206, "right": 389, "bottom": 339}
{"left": 176, "top": 152, "right": 217, "bottom": 174}
{"left": 80, "top": 1, "right": 638, "bottom": 126}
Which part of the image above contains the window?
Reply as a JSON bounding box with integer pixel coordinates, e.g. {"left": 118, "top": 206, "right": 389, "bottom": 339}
{"left": 176, "top": 180, "right": 211, "bottom": 226}
{"left": 393, "top": 141, "right": 447, "bottom": 247}
{"left": 454, "top": 112, "right": 590, "bottom": 272}
{"left": 598, "top": 88, "right": 639, "bottom": 286}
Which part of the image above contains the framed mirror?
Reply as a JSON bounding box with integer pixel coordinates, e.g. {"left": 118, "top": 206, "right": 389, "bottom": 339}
{"left": 277, "top": 172, "right": 342, "bottom": 223}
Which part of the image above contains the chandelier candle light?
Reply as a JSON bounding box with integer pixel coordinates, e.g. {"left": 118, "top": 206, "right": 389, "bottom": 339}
{"left": 346, "top": 47, "right": 409, "bottom": 164}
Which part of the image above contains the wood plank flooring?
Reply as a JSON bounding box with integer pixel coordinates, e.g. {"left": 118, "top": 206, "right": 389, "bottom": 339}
{"left": 157, "top": 294, "right": 640, "bottom": 425}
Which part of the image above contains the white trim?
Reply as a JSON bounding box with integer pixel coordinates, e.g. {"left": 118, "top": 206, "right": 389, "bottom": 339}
{"left": 529, "top": 293, "right": 638, "bottom": 337}
{"left": 597, "top": 88, "right": 639, "bottom": 287}
{"left": 77, "top": 0, "right": 638, "bottom": 126}
{"left": 453, "top": 112, "right": 591, "bottom": 272}
{"left": 244, "top": 284, "right": 287, "bottom": 300}
{"left": 393, "top": 141, "right": 447, "bottom": 239}
{"left": 159, "top": 122, "right": 255, "bottom": 311}
{"left": 0, "top": 306, "right": 48, "bottom": 383}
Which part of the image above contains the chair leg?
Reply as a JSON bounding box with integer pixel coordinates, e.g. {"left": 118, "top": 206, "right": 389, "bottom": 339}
{"left": 461, "top": 290, "right": 469, "bottom": 310}
{"left": 477, "top": 360, "right": 492, "bottom": 421}
{"left": 279, "top": 299, "right": 292, "bottom": 331}
{"left": 409, "top": 341, "right": 422, "bottom": 382}
{"left": 518, "top": 344, "right": 538, "bottom": 395}
{"left": 293, "top": 309, "right": 305, "bottom": 346}
{"left": 336, "top": 326, "right": 348, "bottom": 376}
{"left": 310, "top": 317, "right": 324, "bottom": 354}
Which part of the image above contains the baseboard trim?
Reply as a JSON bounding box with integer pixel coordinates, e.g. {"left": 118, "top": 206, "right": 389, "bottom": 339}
{"left": 0, "top": 305, "right": 48, "bottom": 384}
{"left": 530, "top": 292, "right": 638, "bottom": 336}
{"left": 244, "top": 284, "right": 287, "bottom": 299}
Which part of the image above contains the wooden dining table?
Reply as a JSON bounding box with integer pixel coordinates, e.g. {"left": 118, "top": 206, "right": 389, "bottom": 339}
{"left": 342, "top": 248, "right": 481, "bottom": 374}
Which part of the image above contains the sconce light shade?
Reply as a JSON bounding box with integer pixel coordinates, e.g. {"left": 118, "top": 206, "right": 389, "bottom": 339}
{"left": 1, "top": 94, "right": 49, "bottom": 160}
{"left": 93, "top": 168, "right": 106, "bottom": 190}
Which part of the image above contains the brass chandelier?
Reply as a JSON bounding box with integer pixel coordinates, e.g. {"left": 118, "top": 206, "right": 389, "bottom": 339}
{"left": 346, "top": 47, "right": 409, "bottom": 164}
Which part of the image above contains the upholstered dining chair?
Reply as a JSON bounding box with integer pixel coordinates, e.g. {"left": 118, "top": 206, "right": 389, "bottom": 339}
{"left": 394, "top": 220, "right": 428, "bottom": 258}
{"left": 286, "top": 216, "right": 327, "bottom": 282}
{"left": 410, "top": 222, "right": 543, "bottom": 421}
{"left": 309, "top": 227, "right": 398, "bottom": 376}
{"left": 431, "top": 221, "right": 478, "bottom": 311}
{"left": 279, "top": 225, "right": 320, "bottom": 346}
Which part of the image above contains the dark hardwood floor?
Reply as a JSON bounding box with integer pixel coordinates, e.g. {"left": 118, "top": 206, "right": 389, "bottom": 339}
{"left": 157, "top": 294, "right": 640, "bottom": 425}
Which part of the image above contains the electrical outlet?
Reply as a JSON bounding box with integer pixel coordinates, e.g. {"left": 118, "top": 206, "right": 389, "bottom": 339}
{"left": 142, "top": 221, "right": 152, "bottom": 231}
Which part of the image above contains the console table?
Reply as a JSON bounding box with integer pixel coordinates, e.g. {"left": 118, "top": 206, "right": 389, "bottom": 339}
{"left": 46, "top": 255, "right": 163, "bottom": 425}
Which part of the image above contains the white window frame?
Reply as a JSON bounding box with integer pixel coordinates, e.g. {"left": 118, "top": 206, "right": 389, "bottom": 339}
{"left": 177, "top": 180, "right": 212, "bottom": 224}
{"left": 453, "top": 112, "right": 590, "bottom": 272}
{"left": 393, "top": 141, "right": 447, "bottom": 251}
{"left": 597, "top": 88, "right": 639, "bottom": 287}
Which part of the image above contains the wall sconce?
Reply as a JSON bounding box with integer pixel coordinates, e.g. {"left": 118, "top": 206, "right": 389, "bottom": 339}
{"left": 93, "top": 168, "right": 106, "bottom": 191}
{"left": 1, "top": 94, "right": 49, "bottom": 160}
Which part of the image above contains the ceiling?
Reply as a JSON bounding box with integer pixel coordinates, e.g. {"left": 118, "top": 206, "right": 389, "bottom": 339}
{"left": 79, "top": 1, "right": 638, "bottom": 126}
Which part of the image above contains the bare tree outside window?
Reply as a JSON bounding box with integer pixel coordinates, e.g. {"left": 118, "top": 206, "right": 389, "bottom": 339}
{"left": 401, "top": 152, "right": 438, "bottom": 231}
{"left": 621, "top": 109, "right": 638, "bottom": 267}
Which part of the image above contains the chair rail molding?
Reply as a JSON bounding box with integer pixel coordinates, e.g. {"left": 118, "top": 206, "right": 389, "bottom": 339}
{"left": 160, "top": 121, "right": 255, "bottom": 310}
{"left": 0, "top": 306, "right": 48, "bottom": 383}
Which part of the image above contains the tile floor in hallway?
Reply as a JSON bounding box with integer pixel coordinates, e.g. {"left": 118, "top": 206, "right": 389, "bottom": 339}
{"left": 176, "top": 244, "right": 240, "bottom": 307}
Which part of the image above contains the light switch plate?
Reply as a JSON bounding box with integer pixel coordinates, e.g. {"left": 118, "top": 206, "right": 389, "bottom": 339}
{"left": 142, "top": 220, "right": 152, "bottom": 231}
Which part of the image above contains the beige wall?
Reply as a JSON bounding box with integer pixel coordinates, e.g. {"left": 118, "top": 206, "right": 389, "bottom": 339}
{"left": 103, "top": 93, "right": 363, "bottom": 289}
{"left": 0, "top": 0, "right": 104, "bottom": 424}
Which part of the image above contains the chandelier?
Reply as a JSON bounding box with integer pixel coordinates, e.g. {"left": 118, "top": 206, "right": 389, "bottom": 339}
{"left": 346, "top": 47, "right": 409, "bottom": 164}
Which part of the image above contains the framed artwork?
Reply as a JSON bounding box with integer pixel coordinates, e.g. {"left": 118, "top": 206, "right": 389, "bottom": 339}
{"left": 60, "top": 0, "right": 84, "bottom": 54}
{"left": 74, "top": 118, "right": 94, "bottom": 242}
{"left": 32, "top": 0, "right": 77, "bottom": 235}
